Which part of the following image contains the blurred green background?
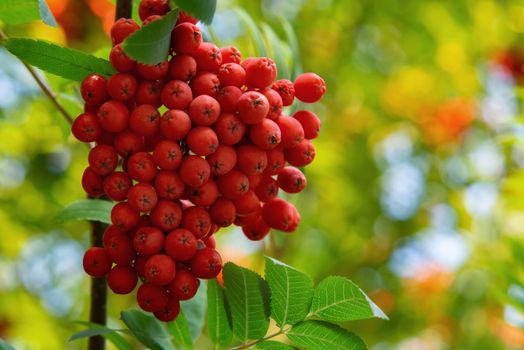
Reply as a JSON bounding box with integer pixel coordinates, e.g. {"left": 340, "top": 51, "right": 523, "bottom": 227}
{"left": 3, "top": 0, "right": 524, "bottom": 349}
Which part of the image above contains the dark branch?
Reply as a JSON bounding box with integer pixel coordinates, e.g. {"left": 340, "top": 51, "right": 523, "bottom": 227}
{"left": 115, "top": 0, "right": 133, "bottom": 20}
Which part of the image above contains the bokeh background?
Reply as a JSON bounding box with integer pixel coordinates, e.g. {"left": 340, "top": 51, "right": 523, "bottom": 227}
{"left": 3, "top": 0, "right": 524, "bottom": 349}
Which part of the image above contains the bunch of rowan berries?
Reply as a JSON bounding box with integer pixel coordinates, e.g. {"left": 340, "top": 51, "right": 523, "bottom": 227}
{"left": 77, "top": 0, "right": 325, "bottom": 322}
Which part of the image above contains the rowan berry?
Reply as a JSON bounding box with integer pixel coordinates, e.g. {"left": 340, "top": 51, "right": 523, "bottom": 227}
{"left": 277, "top": 167, "right": 307, "bottom": 193}
{"left": 236, "top": 91, "right": 269, "bottom": 124}
{"left": 153, "top": 140, "right": 182, "bottom": 170}
{"left": 261, "top": 198, "right": 296, "bottom": 231}
{"left": 210, "top": 198, "right": 236, "bottom": 227}
{"left": 154, "top": 297, "right": 180, "bottom": 322}
{"left": 111, "top": 18, "right": 140, "bottom": 45}
{"left": 107, "top": 265, "right": 138, "bottom": 294}
{"left": 250, "top": 118, "right": 282, "bottom": 150}
{"left": 236, "top": 144, "right": 268, "bottom": 175}
{"left": 127, "top": 182, "right": 158, "bottom": 212}
{"left": 160, "top": 109, "right": 191, "bottom": 141}
{"left": 133, "top": 226, "right": 164, "bottom": 256}
{"left": 181, "top": 206, "right": 211, "bottom": 238}
{"left": 220, "top": 46, "right": 241, "bottom": 64}
{"left": 217, "top": 170, "right": 249, "bottom": 200}
{"left": 216, "top": 85, "right": 242, "bottom": 113}
{"left": 136, "top": 80, "right": 163, "bottom": 107}
{"left": 72, "top": 113, "right": 101, "bottom": 142}
{"left": 138, "top": 0, "right": 170, "bottom": 21}
{"left": 271, "top": 79, "right": 295, "bottom": 106}
{"left": 187, "top": 180, "right": 219, "bottom": 207}
{"left": 114, "top": 130, "right": 145, "bottom": 158}
{"left": 111, "top": 202, "right": 141, "bottom": 230}
{"left": 254, "top": 175, "right": 278, "bottom": 202}
{"left": 179, "top": 155, "right": 211, "bottom": 188}
{"left": 168, "top": 54, "right": 197, "bottom": 81}
{"left": 169, "top": 269, "right": 198, "bottom": 300}
{"left": 88, "top": 144, "right": 118, "bottom": 176}
{"left": 193, "top": 42, "right": 222, "bottom": 71}
{"left": 294, "top": 72, "right": 326, "bottom": 103}
{"left": 242, "top": 216, "right": 270, "bottom": 241}
{"left": 144, "top": 254, "right": 176, "bottom": 285}
{"left": 105, "top": 232, "right": 136, "bottom": 265}
{"left": 165, "top": 228, "right": 197, "bottom": 261}
{"left": 233, "top": 190, "right": 260, "bottom": 216}
{"left": 171, "top": 23, "right": 202, "bottom": 54}
{"left": 83, "top": 247, "right": 112, "bottom": 278}
{"left": 276, "top": 115, "right": 304, "bottom": 148}
{"left": 293, "top": 110, "right": 321, "bottom": 139}
{"left": 245, "top": 57, "right": 277, "bottom": 89}
{"left": 137, "top": 61, "right": 169, "bottom": 80}
{"left": 190, "top": 72, "right": 221, "bottom": 97}
{"left": 206, "top": 144, "right": 237, "bottom": 175}
{"left": 150, "top": 199, "right": 182, "bottom": 231}
{"left": 154, "top": 170, "right": 185, "bottom": 200}
{"left": 103, "top": 171, "right": 132, "bottom": 201}
{"left": 214, "top": 112, "right": 246, "bottom": 145}
{"left": 137, "top": 283, "right": 169, "bottom": 312}
{"left": 186, "top": 126, "right": 219, "bottom": 156}
{"left": 127, "top": 152, "right": 157, "bottom": 182}
{"left": 97, "top": 100, "right": 129, "bottom": 133}
{"left": 284, "top": 139, "right": 316, "bottom": 167}
{"left": 191, "top": 248, "right": 222, "bottom": 279}
{"left": 81, "top": 74, "right": 108, "bottom": 106}
{"left": 161, "top": 80, "right": 193, "bottom": 109}
{"left": 188, "top": 95, "right": 221, "bottom": 126}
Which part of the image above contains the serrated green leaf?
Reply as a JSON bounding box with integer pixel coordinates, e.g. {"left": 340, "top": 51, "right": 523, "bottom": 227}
{"left": 0, "top": 0, "right": 56, "bottom": 26}
{"left": 234, "top": 7, "right": 267, "bottom": 57}
{"left": 207, "top": 279, "right": 233, "bottom": 347}
{"left": 260, "top": 23, "right": 290, "bottom": 80}
{"left": 0, "top": 339, "right": 16, "bottom": 350}
{"left": 168, "top": 310, "right": 193, "bottom": 349}
{"left": 256, "top": 340, "right": 297, "bottom": 349}
{"left": 265, "top": 257, "right": 313, "bottom": 327}
{"left": 55, "top": 199, "right": 113, "bottom": 224}
{"left": 122, "top": 9, "right": 178, "bottom": 65}
{"left": 121, "top": 310, "right": 175, "bottom": 350}
{"left": 287, "top": 321, "right": 367, "bottom": 350}
{"left": 223, "top": 262, "right": 270, "bottom": 341}
{"left": 72, "top": 321, "right": 132, "bottom": 350}
{"left": 181, "top": 280, "right": 207, "bottom": 340}
{"left": 2, "top": 39, "right": 115, "bottom": 81}
{"left": 310, "top": 276, "right": 387, "bottom": 322}
{"left": 171, "top": 0, "right": 216, "bottom": 24}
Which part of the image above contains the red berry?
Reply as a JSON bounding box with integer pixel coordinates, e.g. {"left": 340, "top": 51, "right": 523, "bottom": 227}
{"left": 218, "top": 63, "right": 246, "bottom": 87}
{"left": 265, "top": 147, "right": 285, "bottom": 175}
{"left": 103, "top": 225, "right": 126, "bottom": 247}
{"left": 103, "top": 171, "right": 132, "bottom": 201}
{"left": 193, "top": 42, "right": 222, "bottom": 71}
{"left": 127, "top": 182, "right": 158, "bottom": 212}
{"left": 154, "top": 170, "right": 185, "bottom": 200}
{"left": 217, "top": 170, "right": 249, "bottom": 200}
{"left": 171, "top": 23, "right": 202, "bottom": 54}
{"left": 272, "top": 79, "right": 295, "bottom": 106}
{"left": 83, "top": 247, "right": 112, "bottom": 278}
{"left": 134, "top": 255, "right": 148, "bottom": 277}
{"left": 216, "top": 85, "right": 242, "bottom": 113}
{"left": 107, "top": 265, "right": 138, "bottom": 294}
{"left": 262, "top": 88, "right": 283, "bottom": 120}
{"left": 160, "top": 109, "right": 191, "bottom": 141}
{"left": 111, "top": 202, "right": 140, "bottom": 230}
{"left": 161, "top": 80, "right": 193, "bottom": 109}
{"left": 179, "top": 155, "right": 211, "bottom": 188}
{"left": 137, "top": 283, "right": 169, "bottom": 312}
{"left": 276, "top": 115, "right": 304, "bottom": 148}
{"left": 153, "top": 140, "right": 182, "bottom": 170}
{"left": 129, "top": 104, "right": 160, "bottom": 136}
{"left": 114, "top": 130, "right": 145, "bottom": 158}
{"left": 137, "top": 61, "right": 169, "bottom": 80}
{"left": 187, "top": 180, "right": 219, "bottom": 207}
{"left": 72, "top": 113, "right": 101, "bottom": 142}
{"left": 97, "top": 100, "right": 129, "bottom": 133}
{"left": 261, "top": 198, "right": 296, "bottom": 231}
{"left": 127, "top": 152, "right": 157, "bottom": 182}
{"left": 236, "top": 91, "right": 269, "bottom": 124}
{"left": 165, "top": 228, "right": 197, "bottom": 261}
{"left": 150, "top": 199, "right": 183, "bottom": 231}
{"left": 206, "top": 144, "right": 237, "bottom": 175}
{"left": 133, "top": 226, "right": 164, "bottom": 256}
{"left": 284, "top": 139, "right": 315, "bottom": 167}
{"left": 242, "top": 216, "right": 270, "bottom": 241}
{"left": 210, "top": 198, "right": 236, "bottom": 227}
{"left": 254, "top": 175, "right": 278, "bottom": 202}
{"left": 111, "top": 18, "right": 140, "bottom": 45}
{"left": 191, "top": 248, "right": 222, "bottom": 279}
{"left": 142, "top": 14, "right": 163, "bottom": 25}
{"left": 214, "top": 112, "right": 246, "bottom": 145}
{"left": 136, "top": 80, "right": 163, "bottom": 107}
{"left": 107, "top": 73, "right": 137, "bottom": 101}
{"left": 250, "top": 118, "right": 282, "bottom": 150}
{"left": 190, "top": 72, "right": 221, "bottom": 97}
{"left": 176, "top": 10, "right": 198, "bottom": 25}
{"left": 138, "top": 0, "right": 169, "bottom": 20}
{"left": 188, "top": 95, "right": 221, "bottom": 126}
{"left": 88, "top": 144, "right": 118, "bottom": 176}
{"left": 145, "top": 254, "right": 176, "bottom": 285}
{"left": 277, "top": 167, "right": 307, "bottom": 193}
{"left": 81, "top": 74, "right": 108, "bottom": 106}
{"left": 203, "top": 235, "right": 216, "bottom": 249}
{"left": 237, "top": 144, "right": 268, "bottom": 175}
{"left": 245, "top": 57, "right": 277, "bottom": 89}
{"left": 104, "top": 232, "right": 136, "bottom": 265}
{"left": 169, "top": 54, "right": 197, "bottom": 81}
{"left": 186, "top": 126, "right": 219, "bottom": 156}
{"left": 294, "top": 73, "right": 326, "bottom": 103}
{"left": 293, "top": 110, "right": 321, "bottom": 139}
{"left": 181, "top": 206, "right": 211, "bottom": 238}
{"left": 169, "top": 269, "right": 199, "bottom": 300}
{"left": 220, "top": 46, "right": 241, "bottom": 64}
{"left": 154, "top": 296, "right": 181, "bottom": 322}
{"left": 233, "top": 190, "right": 260, "bottom": 216}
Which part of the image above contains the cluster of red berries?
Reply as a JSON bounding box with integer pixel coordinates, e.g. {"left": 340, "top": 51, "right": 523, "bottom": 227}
{"left": 77, "top": 0, "right": 325, "bottom": 322}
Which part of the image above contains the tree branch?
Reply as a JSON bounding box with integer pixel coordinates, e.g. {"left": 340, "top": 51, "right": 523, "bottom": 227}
{"left": 115, "top": 0, "right": 133, "bottom": 21}
{"left": 0, "top": 30, "right": 74, "bottom": 125}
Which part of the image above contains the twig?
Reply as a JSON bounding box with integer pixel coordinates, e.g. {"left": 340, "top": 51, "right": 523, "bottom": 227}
{"left": 115, "top": 0, "right": 133, "bottom": 20}
{"left": 0, "top": 29, "right": 74, "bottom": 125}
{"left": 229, "top": 328, "right": 290, "bottom": 349}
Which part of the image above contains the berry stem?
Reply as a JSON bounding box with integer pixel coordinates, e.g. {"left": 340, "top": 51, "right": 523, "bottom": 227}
{"left": 0, "top": 29, "right": 74, "bottom": 125}
{"left": 229, "top": 327, "right": 290, "bottom": 350}
{"left": 88, "top": 221, "right": 108, "bottom": 350}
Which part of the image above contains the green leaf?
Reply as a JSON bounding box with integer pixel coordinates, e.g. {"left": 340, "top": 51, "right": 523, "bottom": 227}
{"left": 0, "top": 0, "right": 56, "bottom": 26}
{"left": 72, "top": 321, "right": 132, "bottom": 350}
{"left": 207, "top": 279, "right": 233, "bottom": 347}
{"left": 2, "top": 39, "right": 115, "bottom": 81}
{"left": 256, "top": 340, "right": 297, "bottom": 349}
{"left": 264, "top": 257, "right": 313, "bottom": 327}
{"left": 121, "top": 310, "right": 175, "bottom": 350}
{"left": 287, "top": 321, "right": 367, "bottom": 350}
{"left": 55, "top": 199, "right": 113, "bottom": 224}
{"left": 234, "top": 7, "right": 267, "bottom": 57}
{"left": 278, "top": 16, "right": 302, "bottom": 80}
{"left": 122, "top": 9, "right": 179, "bottom": 65}
{"left": 223, "top": 262, "right": 270, "bottom": 342}
{"left": 0, "top": 339, "right": 16, "bottom": 350}
{"left": 310, "top": 276, "right": 387, "bottom": 322}
{"left": 172, "top": 0, "right": 217, "bottom": 24}
{"left": 181, "top": 279, "right": 207, "bottom": 340}
{"left": 168, "top": 310, "right": 193, "bottom": 349}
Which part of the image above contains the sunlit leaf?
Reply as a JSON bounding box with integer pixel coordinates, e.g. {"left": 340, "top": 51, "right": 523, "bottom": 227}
{"left": 72, "top": 321, "right": 132, "bottom": 350}
{"left": 171, "top": 0, "right": 216, "bottom": 24}
{"left": 287, "top": 320, "right": 367, "bottom": 350}
{"left": 207, "top": 279, "right": 233, "bottom": 347}
{"left": 55, "top": 199, "right": 113, "bottom": 224}
{"left": 168, "top": 310, "right": 193, "bottom": 349}
{"left": 121, "top": 310, "right": 175, "bottom": 350}
{"left": 0, "top": 0, "right": 56, "bottom": 26}
{"left": 256, "top": 340, "right": 297, "bottom": 349}
{"left": 181, "top": 280, "right": 207, "bottom": 340}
